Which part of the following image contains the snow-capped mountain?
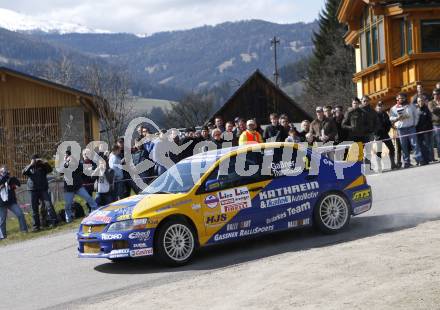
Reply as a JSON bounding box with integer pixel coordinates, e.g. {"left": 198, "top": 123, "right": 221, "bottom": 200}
{"left": 0, "top": 8, "right": 111, "bottom": 34}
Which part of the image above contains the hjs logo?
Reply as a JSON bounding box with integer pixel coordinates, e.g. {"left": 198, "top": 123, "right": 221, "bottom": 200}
{"left": 206, "top": 214, "right": 227, "bottom": 225}
{"left": 352, "top": 189, "right": 371, "bottom": 201}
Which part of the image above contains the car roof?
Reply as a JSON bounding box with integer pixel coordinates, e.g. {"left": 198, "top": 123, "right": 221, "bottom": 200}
{"left": 182, "top": 142, "right": 300, "bottom": 163}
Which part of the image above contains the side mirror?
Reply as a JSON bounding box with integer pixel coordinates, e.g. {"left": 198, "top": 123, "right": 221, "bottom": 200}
{"left": 205, "top": 179, "right": 221, "bottom": 192}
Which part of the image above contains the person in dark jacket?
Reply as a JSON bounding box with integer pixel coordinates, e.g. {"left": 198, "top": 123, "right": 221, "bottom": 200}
{"left": 361, "top": 96, "right": 379, "bottom": 140}
{"left": 334, "top": 105, "right": 348, "bottom": 144}
{"left": 222, "top": 122, "right": 239, "bottom": 146}
{"left": 342, "top": 98, "right": 370, "bottom": 143}
{"left": 263, "top": 113, "right": 285, "bottom": 142}
{"left": 375, "top": 102, "right": 397, "bottom": 171}
{"left": 309, "top": 106, "right": 338, "bottom": 143}
{"left": 81, "top": 149, "right": 97, "bottom": 213}
{"left": 211, "top": 128, "right": 224, "bottom": 149}
{"left": 416, "top": 96, "right": 434, "bottom": 165}
{"left": 22, "top": 154, "right": 58, "bottom": 231}
{"left": 62, "top": 152, "right": 97, "bottom": 223}
{"left": 0, "top": 166, "right": 28, "bottom": 239}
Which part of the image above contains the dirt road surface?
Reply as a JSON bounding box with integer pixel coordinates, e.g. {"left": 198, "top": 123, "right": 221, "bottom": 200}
{"left": 1, "top": 163, "right": 440, "bottom": 310}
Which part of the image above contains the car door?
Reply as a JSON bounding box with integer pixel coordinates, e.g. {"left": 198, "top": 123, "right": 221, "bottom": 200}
{"left": 196, "top": 149, "right": 274, "bottom": 244}
{"left": 255, "top": 145, "right": 318, "bottom": 230}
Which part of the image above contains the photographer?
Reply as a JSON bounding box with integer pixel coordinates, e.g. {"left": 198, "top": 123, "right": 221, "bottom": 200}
{"left": 22, "top": 154, "right": 58, "bottom": 231}
{"left": 62, "top": 151, "right": 97, "bottom": 223}
{"left": 0, "top": 166, "right": 28, "bottom": 239}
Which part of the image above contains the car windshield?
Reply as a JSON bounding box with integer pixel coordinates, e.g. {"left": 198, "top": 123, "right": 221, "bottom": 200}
{"left": 142, "top": 157, "right": 217, "bottom": 194}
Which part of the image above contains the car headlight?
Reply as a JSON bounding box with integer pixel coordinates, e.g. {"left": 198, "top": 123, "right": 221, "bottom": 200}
{"left": 107, "top": 218, "right": 149, "bottom": 232}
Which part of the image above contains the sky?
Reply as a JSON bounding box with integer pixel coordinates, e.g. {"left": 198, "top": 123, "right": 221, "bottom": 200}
{"left": 0, "top": 0, "right": 325, "bottom": 34}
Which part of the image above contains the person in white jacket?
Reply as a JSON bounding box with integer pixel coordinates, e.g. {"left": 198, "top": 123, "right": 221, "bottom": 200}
{"left": 109, "top": 145, "right": 124, "bottom": 200}
{"left": 389, "top": 93, "right": 422, "bottom": 168}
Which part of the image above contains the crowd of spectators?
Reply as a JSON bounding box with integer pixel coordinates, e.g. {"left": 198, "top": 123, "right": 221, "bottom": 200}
{"left": 1, "top": 82, "right": 440, "bottom": 240}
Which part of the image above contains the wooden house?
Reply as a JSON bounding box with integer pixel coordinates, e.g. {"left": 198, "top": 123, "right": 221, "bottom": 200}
{"left": 208, "top": 70, "right": 311, "bottom": 125}
{"left": 338, "top": 0, "right": 440, "bottom": 107}
{"left": 0, "top": 67, "right": 100, "bottom": 177}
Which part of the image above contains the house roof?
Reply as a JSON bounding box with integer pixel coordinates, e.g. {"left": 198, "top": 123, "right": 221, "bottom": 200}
{"left": 0, "top": 66, "right": 100, "bottom": 115}
{"left": 208, "top": 69, "right": 312, "bottom": 123}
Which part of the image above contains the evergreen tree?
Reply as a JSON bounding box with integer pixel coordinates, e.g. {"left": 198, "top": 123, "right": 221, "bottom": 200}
{"left": 302, "top": 0, "right": 356, "bottom": 111}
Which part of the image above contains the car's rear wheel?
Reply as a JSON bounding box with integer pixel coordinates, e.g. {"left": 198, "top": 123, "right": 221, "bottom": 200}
{"left": 314, "top": 193, "right": 350, "bottom": 234}
{"left": 154, "top": 219, "right": 196, "bottom": 266}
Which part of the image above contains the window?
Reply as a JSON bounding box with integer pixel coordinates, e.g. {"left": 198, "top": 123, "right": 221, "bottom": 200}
{"left": 359, "top": 7, "right": 385, "bottom": 69}
{"left": 421, "top": 20, "right": 440, "bottom": 52}
{"left": 400, "top": 19, "right": 414, "bottom": 56}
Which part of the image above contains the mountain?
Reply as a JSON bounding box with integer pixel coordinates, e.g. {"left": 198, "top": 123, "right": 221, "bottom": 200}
{"left": 0, "top": 13, "right": 317, "bottom": 100}
{"left": 0, "top": 8, "right": 110, "bottom": 34}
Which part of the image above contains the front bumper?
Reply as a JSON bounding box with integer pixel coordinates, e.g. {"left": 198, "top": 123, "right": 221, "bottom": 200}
{"left": 77, "top": 227, "right": 155, "bottom": 259}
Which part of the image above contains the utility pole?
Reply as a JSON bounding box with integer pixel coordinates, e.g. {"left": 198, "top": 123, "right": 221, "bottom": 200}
{"left": 271, "top": 36, "right": 280, "bottom": 87}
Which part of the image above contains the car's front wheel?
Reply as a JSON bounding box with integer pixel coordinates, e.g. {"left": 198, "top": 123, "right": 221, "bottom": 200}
{"left": 154, "top": 219, "right": 196, "bottom": 266}
{"left": 314, "top": 193, "right": 350, "bottom": 234}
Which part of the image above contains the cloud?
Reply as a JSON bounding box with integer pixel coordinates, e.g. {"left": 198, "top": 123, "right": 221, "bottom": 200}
{"left": 0, "top": 0, "right": 324, "bottom": 34}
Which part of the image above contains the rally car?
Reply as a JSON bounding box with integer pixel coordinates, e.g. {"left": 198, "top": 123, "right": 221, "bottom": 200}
{"left": 77, "top": 142, "right": 372, "bottom": 266}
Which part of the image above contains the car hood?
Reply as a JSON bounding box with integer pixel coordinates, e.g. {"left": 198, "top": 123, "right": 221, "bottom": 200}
{"left": 81, "top": 193, "right": 188, "bottom": 225}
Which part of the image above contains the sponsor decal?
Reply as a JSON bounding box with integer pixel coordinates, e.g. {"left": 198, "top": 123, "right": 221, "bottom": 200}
{"left": 226, "top": 220, "right": 252, "bottom": 231}
{"left": 128, "top": 231, "right": 151, "bottom": 241}
{"left": 117, "top": 207, "right": 134, "bottom": 216}
{"left": 101, "top": 233, "right": 123, "bottom": 240}
{"left": 84, "top": 210, "right": 112, "bottom": 224}
{"left": 352, "top": 189, "right": 371, "bottom": 202}
{"left": 265, "top": 202, "right": 311, "bottom": 224}
{"left": 353, "top": 203, "right": 371, "bottom": 215}
{"left": 132, "top": 243, "right": 147, "bottom": 248}
{"left": 218, "top": 187, "right": 252, "bottom": 213}
{"left": 271, "top": 161, "right": 303, "bottom": 176}
{"left": 109, "top": 249, "right": 129, "bottom": 259}
{"left": 323, "top": 158, "right": 333, "bottom": 166}
{"left": 204, "top": 195, "right": 219, "bottom": 209}
{"left": 287, "top": 218, "right": 310, "bottom": 228}
{"left": 205, "top": 214, "right": 227, "bottom": 226}
{"left": 259, "top": 182, "right": 319, "bottom": 209}
{"left": 192, "top": 204, "right": 201, "bottom": 210}
{"left": 130, "top": 248, "right": 153, "bottom": 257}
{"left": 214, "top": 224, "right": 273, "bottom": 241}
{"left": 117, "top": 214, "right": 132, "bottom": 221}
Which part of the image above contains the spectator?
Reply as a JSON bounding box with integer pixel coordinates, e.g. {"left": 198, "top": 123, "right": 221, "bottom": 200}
{"left": 342, "top": 98, "right": 370, "bottom": 143}
{"left": 214, "top": 115, "right": 225, "bottom": 132}
{"left": 109, "top": 144, "right": 124, "bottom": 200}
{"left": 285, "top": 128, "right": 301, "bottom": 143}
{"left": 334, "top": 105, "right": 348, "bottom": 144}
{"left": 180, "top": 127, "right": 198, "bottom": 159}
{"left": 81, "top": 148, "right": 96, "bottom": 213}
{"left": 151, "top": 130, "right": 170, "bottom": 176}
{"left": 361, "top": 96, "right": 379, "bottom": 141}
{"left": 234, "top": 117, "right": 240, "bottom": 132}
{"left": 375, "top": 101, "right": 397, "bottom": 170}
{"left": 390, "top": 93, "right": 421, "bottom": 168}
{"left": 309, "top": 106, "right": 338, "bottom": 143}
{"left": 263, "top": 113, "right": 284, "bottom": 142}
{"left": 62, "top": 152, "right": 97, "bottom": 223}
{"left": 200, "top": 126, "right": 210, "bottom": 142}
{"left": 411, "top": 83, "right": 430, "bottom": 104}
{"left": 233, "top": 118, "right": 247, "bottom": 138}
{"left": 428, "top": 88, "right": 440, "bottom": 159}
{"left": 92, "top": 158, "right": 115, "bottom": 207}
{"left": 22, "top": 154, "right": 58, "bottom": 231}
{"left": 298, "top": 120, "right": 311, "bottom": 142}
{"left": 117, "top": 138, "right": 140, "bottom": 196}
{"left": 238, "top": 120, "right": 263, "bottom": 145}
{"left": 0, "top": 166, "right": 28, "bottom": 239}
{"left": 416, "top": 96, "right": 433, "bottom": 165}
{"left": 278, "top": 115, "right": 290, "bottom": 141}
{"left": 222, "top": 121, "right": 238, "bottom": 146}
{"left": 254, "top": 118, "right": 264, "bottom": 136}
{"left": 211, "top": 128, "right": 224, "bottom": 149}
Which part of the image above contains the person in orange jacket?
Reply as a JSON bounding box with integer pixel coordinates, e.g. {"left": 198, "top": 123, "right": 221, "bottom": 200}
{"left": 238, "top": 119, "right": 263, "bottom": 145}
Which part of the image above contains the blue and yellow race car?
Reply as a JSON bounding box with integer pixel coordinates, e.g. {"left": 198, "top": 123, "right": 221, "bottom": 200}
{"left": 77, "top": 143, "right": 372, "bottom": 266}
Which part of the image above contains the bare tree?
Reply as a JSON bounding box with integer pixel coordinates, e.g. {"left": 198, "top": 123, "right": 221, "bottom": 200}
{"left": 165, "top": 92, "right": 215, "bottom": 128}
{"left": 81, "top": 64, "right": 134, "bottom": 144}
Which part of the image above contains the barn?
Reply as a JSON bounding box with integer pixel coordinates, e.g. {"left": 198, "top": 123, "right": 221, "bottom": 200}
{"left": 208, "top": 70, "right": 312, "bottom": 125}
{"left": 0, "top": 67, "right": 100, "bottom": 177}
